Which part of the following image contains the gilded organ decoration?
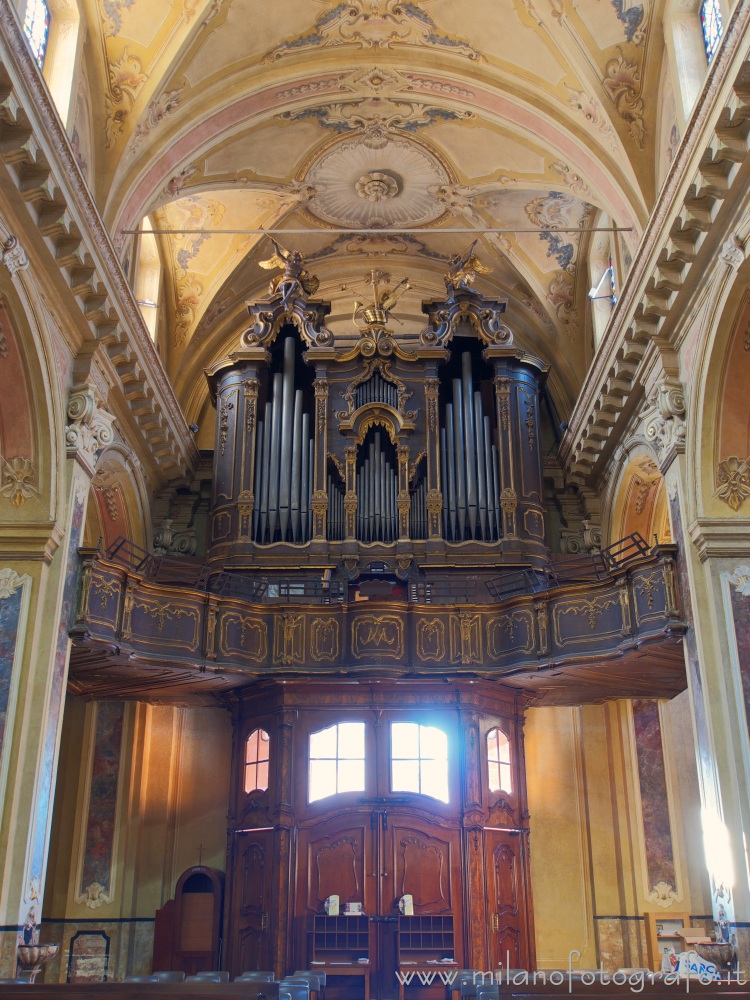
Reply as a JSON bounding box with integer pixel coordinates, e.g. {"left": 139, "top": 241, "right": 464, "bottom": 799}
{"left": 74, "top": 544, "right": 686, "bottom": 696}
{"left": 128, "top": 594, "right": 201, "bottom": 650}
{"left": 351, "top": 614, "right": 404, "bottom": 660}
{"left": 220, "top": 613, "right": 268, "bottom": 662}
{"left": 451, "top": 611, "right": 481, "bottom": 665}
{"left": 274, "top": 613, "right": 304, "bottom": 666}
{"left": 553, "top": 594, "right": 620, "bottom": 647}
{"left": 486, "top": 612, "right": 535, "bottom": 660}
{"left": 207, "top": 286, "right": 549, "bottom": 562}
{"left": 259, "top": 240, "right": 320, "bottom": 308}
{"left": 416, "top": 617, "right": 446, "bottom": 662}
{"left": 444, "top": 241, "right": 492, "bottom": 298}
{"left": 310, "top": 618, "right": 339, "bottom": 662}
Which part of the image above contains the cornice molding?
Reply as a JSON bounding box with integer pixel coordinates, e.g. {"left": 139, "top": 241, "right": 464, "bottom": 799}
{"left": 0, "top": 0, "right": 199, "bottom": 482}
{"left": 688, "top": 516, "right": 750, "bottom": 562}
{"left": 559, "top": 0, "right": 750, "bottom": 485}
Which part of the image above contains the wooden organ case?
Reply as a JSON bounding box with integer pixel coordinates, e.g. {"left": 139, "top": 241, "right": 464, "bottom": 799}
{"left": 207, "top": 285, "right": 544, "bottom": 996}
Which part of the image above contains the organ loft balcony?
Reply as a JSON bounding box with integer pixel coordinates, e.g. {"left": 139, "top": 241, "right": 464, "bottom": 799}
{"left": 68, "top": 285, "right": 689, "bottom": 705}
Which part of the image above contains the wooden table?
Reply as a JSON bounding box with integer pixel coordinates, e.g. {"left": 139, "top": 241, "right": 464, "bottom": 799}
{"left": 311, "top": 962, "right": 369, "bottom": 1000}
{"left": 397, "top": 964, "right": 459, "bottom": 1000}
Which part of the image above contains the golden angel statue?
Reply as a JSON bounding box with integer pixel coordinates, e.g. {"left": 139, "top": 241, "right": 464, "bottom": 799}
{"left": 259, "top": 239, "right": 320, "bottom": 308}
{"left": 445, "top": 239, "right": 491, "bottom": 298}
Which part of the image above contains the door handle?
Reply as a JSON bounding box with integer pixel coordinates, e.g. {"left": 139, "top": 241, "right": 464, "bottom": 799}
{"left": 261, "top": 913, "right": 269, "bottom": 931}
{"left": 381, "top": 810, "right": 388, "bottom": 830}
{"left": 491, "top": 914, "right": 499, "bottom": 931}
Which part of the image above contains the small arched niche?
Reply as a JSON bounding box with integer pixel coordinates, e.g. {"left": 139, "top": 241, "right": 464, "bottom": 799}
{"left": 610, "top": 454, "right": 672, "bottom": 547}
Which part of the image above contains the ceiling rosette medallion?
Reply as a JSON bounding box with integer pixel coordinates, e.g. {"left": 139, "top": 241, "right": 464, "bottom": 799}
{"left": 304, "top": 136, "right": 449, "bottom": 229}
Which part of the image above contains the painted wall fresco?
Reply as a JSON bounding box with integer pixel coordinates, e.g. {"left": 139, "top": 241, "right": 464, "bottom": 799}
{"left": 0, "top": 300, "right": 37, "bottom": 509}
{"left": 78, "top": 701, "right": 125, "bottom": 905}
{"left": 19, "top": 485, "right": 86, "bottom": 944}
{"left": 716, "top": 297, "right": 750, "bottom": 511}
{"left": 725, "top": 568, "right": 750, "bottom": 732}
{"left": 631, "top": 699, "right": 678, "bottom": 904}
{"left": 0, "top": 572, "right": 25, "bottom": 757}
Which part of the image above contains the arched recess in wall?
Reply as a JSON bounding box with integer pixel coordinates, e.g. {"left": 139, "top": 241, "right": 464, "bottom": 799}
{"left": 655, "top": 54, "right": 680, "bottom": 190}
{"left": 610, "top": 453, "right": 672, "bottom": 547}
{"left": 705, "top": 288, "right": 750, "bottom": 518}
{"left": 37, "top": 0, "right": 82, "bottom": 129}
{"left": 83, "top": 445, "right": 149, "bottom": 551}
{"left": 0, "top": 276, "right": 59, "bottom": 527}
{"left": 662, "top": 0, "right": 711, "bottom": 129}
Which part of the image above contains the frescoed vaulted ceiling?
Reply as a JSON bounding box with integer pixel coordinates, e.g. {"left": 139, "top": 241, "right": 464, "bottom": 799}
{"left": 73, "top": 0, "right": 671, "bottom": 426}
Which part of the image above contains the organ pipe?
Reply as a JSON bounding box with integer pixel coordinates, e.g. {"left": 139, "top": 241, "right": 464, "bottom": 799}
{"left": 462, "top": 353, "right": 478, "bottom": 537}
{"left": 279, "top": 337, "right": 295, "bottom": 540}
{"left": 474, "top": 392, "right": 487, "bottom": 540}
{"left": 452, "top": 381, "right": 466, "bottom": 537}
{"left": 353, "top": 430, "right": 398, "bottom": 543}
{"left": 441, "top": 352, "right": 500, "bottom": 542}
{"left": 253, "top": 337, "right": 314, "bottom": 544}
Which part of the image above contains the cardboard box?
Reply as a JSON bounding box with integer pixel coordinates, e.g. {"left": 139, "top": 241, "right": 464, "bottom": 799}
{"left": 677, "top": 928, "right": 712, "bottom": 945}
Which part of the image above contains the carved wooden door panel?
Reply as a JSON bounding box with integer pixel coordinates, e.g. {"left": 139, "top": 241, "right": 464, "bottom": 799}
{"left": 230, "top": 829, "right": 273, "bottom": 975}
{"left": 484, "top": 830, "right": 530, "bottom": 971}
{"left": 295, "top": 812, "right": 376, "bottom": 970}
{"left": 380, "top": 815, "right": 463, "bottom": 998}
{"left": 297, "top": 813, "right": 374, "bottom": 915}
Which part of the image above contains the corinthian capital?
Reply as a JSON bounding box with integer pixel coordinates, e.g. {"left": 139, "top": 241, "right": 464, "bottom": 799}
{"left": 65, "top": 385, "right": 116, "bottom": 470}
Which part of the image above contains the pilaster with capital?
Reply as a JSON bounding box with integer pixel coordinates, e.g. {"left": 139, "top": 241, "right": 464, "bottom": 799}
{"left": 424, "top": 375, "right": 443, "bottom": 538}
{"left": 240, "top": 376, "right": 261, "bottom": 537}
{"left": 65, "top": 385, "right": 116, "bottom": 475}
{"left": 344, "top": 445, "right": 357, "bottom": 540}
{"left": 313, "top": 376, "right": 329, "bottom": 507}
{"left": 642, "top": 377, "right": 686, "bottom": 471}
{"left": 397, "top": 445, "right": 410, "bottom": 540}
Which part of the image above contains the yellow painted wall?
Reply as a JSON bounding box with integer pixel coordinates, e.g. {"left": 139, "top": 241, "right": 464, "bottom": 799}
{"left": 43, "top": 699, "right": 231, "bottom": 981}
{"left": 526, "top": 699, "right": 710, "bottom": 972}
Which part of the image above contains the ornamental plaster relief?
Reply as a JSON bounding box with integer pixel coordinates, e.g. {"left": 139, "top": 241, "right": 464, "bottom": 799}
{"left": 641, "top": 378, "right": 686, "bottom": 470}
{"left": 65, "top": 385, "right": 117, "bottom": 471}
{"left": 263, "top": 1, "right": 482, "bottom": 63}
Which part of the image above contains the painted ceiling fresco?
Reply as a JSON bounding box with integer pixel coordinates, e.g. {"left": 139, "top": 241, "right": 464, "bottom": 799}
{"left": 76, "top": 0, "right": 669, "bottom": 421}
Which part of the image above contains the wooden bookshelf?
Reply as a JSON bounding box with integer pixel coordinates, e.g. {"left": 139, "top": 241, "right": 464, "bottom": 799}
{"left": 397, "top": 914, "right": 455, "bottom": 963}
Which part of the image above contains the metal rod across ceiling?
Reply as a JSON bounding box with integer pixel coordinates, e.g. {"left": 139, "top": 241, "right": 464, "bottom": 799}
{"left": 122, "top": 226, "right": 633, "bottom": 236}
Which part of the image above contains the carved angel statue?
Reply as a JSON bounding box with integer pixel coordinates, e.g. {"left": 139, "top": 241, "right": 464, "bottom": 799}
{"left": 353, "top": 272, "right": 411, "bottom": 331}
{"left": 259, "top": 239, "right": 319, "bottom": 307}
{"left": 445, "top": 239, "right": 491, "bottom": 298}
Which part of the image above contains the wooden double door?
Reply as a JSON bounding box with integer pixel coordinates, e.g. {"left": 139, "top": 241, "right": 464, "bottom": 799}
{"left": 224, "top": 681, "right": 535, "bottom": 992}
{"left": 297, "top": 807, "right": 463, "bottom": 998}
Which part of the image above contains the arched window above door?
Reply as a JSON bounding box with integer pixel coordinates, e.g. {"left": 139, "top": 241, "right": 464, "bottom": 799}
{"left": 487, "top": 728, "right": 512, "bottom": 794}
{"left": 244, "top": 728, "right": 270, "bottom": 793}
{"left": 391, "top": 722, "right": 449, "bottom": 803}
{"left": 309, "top": 722, "right": 366, "bottom": 802}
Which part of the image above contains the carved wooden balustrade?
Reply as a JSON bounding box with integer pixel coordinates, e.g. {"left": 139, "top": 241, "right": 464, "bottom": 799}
{"left": 70, "top": 543, "right": 688, "bottom": 705}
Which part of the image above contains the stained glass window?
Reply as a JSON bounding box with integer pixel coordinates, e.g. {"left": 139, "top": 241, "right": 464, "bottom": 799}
{"left": 23, "top": 0, "right": 51, "bottom": 69}
{"left": 700, "top": 0, "right": 723, "bottom": 64}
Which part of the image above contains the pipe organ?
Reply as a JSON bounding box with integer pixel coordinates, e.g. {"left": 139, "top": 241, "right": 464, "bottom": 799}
{"left": 205, "top": 286, "right": 550, "bottom": 575}
{"left": 440, "top": 351, "right": 501, "bottom": 543}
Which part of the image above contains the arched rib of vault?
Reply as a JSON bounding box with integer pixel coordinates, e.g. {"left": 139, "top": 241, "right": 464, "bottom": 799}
{"left": 94, "top": 0, "right": 660, "bottom": 221}
{"left": 106, "top": 66, "right": 648, "bottom": 239}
